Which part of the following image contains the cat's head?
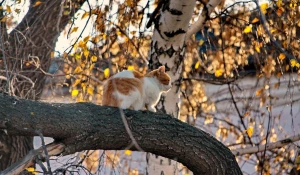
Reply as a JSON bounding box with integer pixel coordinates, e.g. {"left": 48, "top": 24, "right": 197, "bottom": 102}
{"left": 147, "top": 66, "right": 172, "bottom": 92}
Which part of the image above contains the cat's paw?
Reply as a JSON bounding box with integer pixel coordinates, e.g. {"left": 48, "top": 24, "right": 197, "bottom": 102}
{"left": 148, "top": 106, "right": 156, "bottom": 112}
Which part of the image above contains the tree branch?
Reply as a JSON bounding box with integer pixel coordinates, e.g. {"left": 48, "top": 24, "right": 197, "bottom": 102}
{"left": 232, "top": 134, "right": 300, "bottom": 156}
{"left": 186, "top": 0, "right": 221, "bottom": 40}
{"left": 0, "top": 93, "right": 242, "bottom": 175}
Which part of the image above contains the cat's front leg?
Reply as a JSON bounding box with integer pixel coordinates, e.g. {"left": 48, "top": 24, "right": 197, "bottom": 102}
{"left": 147, "top": 105, "right": 156, "bottom": 112}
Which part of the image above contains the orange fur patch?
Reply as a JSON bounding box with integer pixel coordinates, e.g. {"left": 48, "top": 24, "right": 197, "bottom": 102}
{"left": 102, "top": 78, "right": 143, "bottom": 107}
{"left": 146, "top": 69, "right": 170, "bottom": 85}
{"left": 132, "top": 70, "right": 144, "bottom": 79}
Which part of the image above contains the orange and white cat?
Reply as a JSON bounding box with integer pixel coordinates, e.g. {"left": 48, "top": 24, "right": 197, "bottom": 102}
{"left": 102, "top": 66, "right": 171, "bottom": 112}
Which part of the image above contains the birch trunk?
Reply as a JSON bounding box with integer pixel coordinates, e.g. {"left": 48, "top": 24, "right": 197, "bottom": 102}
{"left": 147, "top": 0, "right": 196, "bottom": 174}
{"left": 147, "top": 0, "right": 222, "bottom": 173}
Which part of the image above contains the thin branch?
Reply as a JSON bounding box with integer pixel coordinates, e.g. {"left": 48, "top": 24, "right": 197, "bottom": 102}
{"left": 232, "top": 134, "right": 300, "bottom": 156}
{"left": 66, "top": 0, "right": 92, "bottom": 54}
{"left": 57, "top": 0, "right": 66, "bottom": 32}
{"left": 0, "top": 23, "right": 11, "bottom": 95}
{"left": 186, "top": 0, "right": 221, "bottom": 40}
{"left": 0, "top": 143, "right": 65, "bottom": 175}
{"left": 35, "top": 130, "right": 52, "bottom": 175}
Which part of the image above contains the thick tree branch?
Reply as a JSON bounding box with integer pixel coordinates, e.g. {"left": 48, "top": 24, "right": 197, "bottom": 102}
{"left": 0, "top": 93, "right": 242, "bottom": 175}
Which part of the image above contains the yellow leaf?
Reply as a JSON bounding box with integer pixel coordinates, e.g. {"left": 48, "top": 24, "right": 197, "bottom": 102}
{"left": 276, "top": 0, "right": 282, "bottom": 7}
{"left": 92, "top": 36, "right": 100, "bottom": 43}
{"left": 251, "top": 17, "right": 259, "bottom": 23}
{"left": 116, "top": 31, "right": 122, "bottom": 36}
{"left": 255, "top": 46, "right": 260, "bottom": 53}
{"left": 63, "top": 10, "right": 70, "bottom": 15}
{"left": 104, "top": 68, "right": 110, "bottom": 78}
{"left": 73, "top": 66, "right": 83, "bottom": 74}
{"left": 83, "top": 36, "right": 90, "bottom": 43}
{"left": 71, "top": 27, "right": 78, "bottom": 34}
{"left": 291, "top": 59, "right": 298, "bottom": 67}
{"left": 215, "top": 69, "right": 223, "bottom": 77}
{"left": 1, "top": 16, "right": 7, "bottom": 22}
{"left": 256, "top": 89, "right": 263, "bottom": 96}
{"left": 102, "top": 34, "right": 107, "bottom": 40}
{"left": 277, "top": 7, "right": 284, "bottom": 16}
{"left": 75, "top": 53, "right": 81, "bottom": 60}
{"left": 125, "top": 150, "right": 132, "bottom": 155}
{"left": 195, "top": 61, "right": 200, "bottom": 69}
{"left": 71, "top": 89, "right": 79, "bottom": 97}
{"left": 33, "top": 1, "right": 42, "bottom": 7}
{"left": 127, "top": 65, "right": 134, "bottom": 70}
{"left": 30, "top": 112, "right": 34, "bottom": 116}
{"left": 198, "top": 39, "right": 204, "bottom": 46}
{"left": 73, "top": 79, "right": 81, "bottom": 87}
{"left": 243, "top": 25, "right": 252, "bottom": 33}
{"left": 278, "top": 53, "right": 286, "bottom": 60}
{"left": 260, "top": 3, "right": 268, "bottom": 14}
{"left": 89, "top": 63, "right": 95, "bottom": 71}
{"left": 6, "top": 5, "right": 11, "bottom": 13}
{"left": 87, "top": 86, "right": 94, "bottom": 95}
{"left": 296, "top": 155, "right": 300, "bottom": 163}
{"left": 83, "top": 49, "right": 89, "bottom": 58}
{"left": 50, "top": 51, "right": 54, "bottom": 58}
{"left": 73, "top": 43, "right": 78, "bottom": 51}
{"left": 81, "top": 12, "right": 89, "bottom": 19}
{"left": 247, "top": 126, "right": 254, "bottom": 137}
{"left": 243, "top": 111, "right": 250, "bottom": 118}
{"left": 91, "top": 55, "right": 97, "bottom": 62}
{"left": 78, "top": 40, "right": 86, "bottom": 48}
{"left": 26, "top": 167, "right": 35, "bottom": 172}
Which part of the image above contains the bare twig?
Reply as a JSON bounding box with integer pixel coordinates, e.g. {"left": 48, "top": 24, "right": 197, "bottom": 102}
{"left": 66, "top": 0, "right": 92, "bottom": 54}
{"left": 57, "top": 0, "right": 66, "bottom": 32}
{"left": 0, "top": 143, "right": 65, "bottom": 175}
{"left": 0, "top": 23, "right": 10, "bottom": 95}
{"left": 35, "top": 130, "right": 52, "bottom": 175}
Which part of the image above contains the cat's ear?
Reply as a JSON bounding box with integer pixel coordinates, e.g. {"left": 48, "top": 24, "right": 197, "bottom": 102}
{"left": 158, "top": 66, "right": 165, "bottom": 74}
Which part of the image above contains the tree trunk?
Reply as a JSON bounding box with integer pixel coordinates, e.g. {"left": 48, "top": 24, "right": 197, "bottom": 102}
{"left": 0, "top": 93, "right": 242, "bottom": 175}
{"left": 0, "top": 0, "right": 86, "bottom": 172}
{"left": 147, "top": 0, "right": 197, "bottom": 174}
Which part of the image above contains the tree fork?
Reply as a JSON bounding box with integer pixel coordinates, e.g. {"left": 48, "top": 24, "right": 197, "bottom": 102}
{"left": 0, "top": 93, "right": 242, "bottom": 175}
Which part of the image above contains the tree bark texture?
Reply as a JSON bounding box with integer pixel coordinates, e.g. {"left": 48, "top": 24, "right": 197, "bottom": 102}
{"left": 147, "top": 0, "right": 219, "bottom": 173}
{"left": 149, "top": 0, "right": 196, "bottom": 117}
{"left": 0, "top": 93, "right": 242, "bottom": 175}
{"left": 0, "top": 0, "right": 86, "bottom": 172}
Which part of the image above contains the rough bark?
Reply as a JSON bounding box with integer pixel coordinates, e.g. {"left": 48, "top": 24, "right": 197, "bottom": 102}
{"left": 0, "top": 0, "right": 86, "bottom": 172}
{"left": 0, "top": 93, "right": 242, "bottom": 175}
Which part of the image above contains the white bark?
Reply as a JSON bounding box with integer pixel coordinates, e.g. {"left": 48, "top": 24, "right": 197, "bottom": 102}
{"left": 147, "top": 0, "right": 222, "bottom": 174}
{"left": 147, "top": 0, "right": 196, "bottom": 174}
{"left": 149, "top": 0, "right": 196, "bottom": 118}
{"left": 232, "top": 134, "right": 300, "bottom": 156}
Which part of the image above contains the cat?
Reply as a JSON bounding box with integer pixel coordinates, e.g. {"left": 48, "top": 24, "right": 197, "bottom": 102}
{"left": 102, "top": 66, "right": 171, "bottom": 112}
